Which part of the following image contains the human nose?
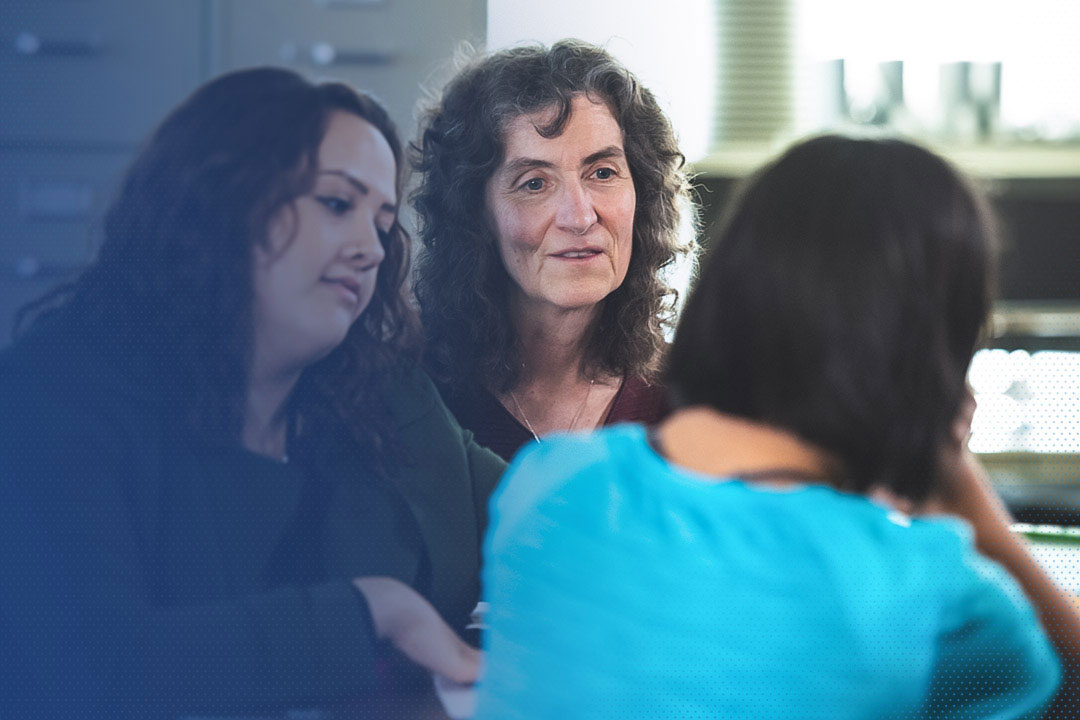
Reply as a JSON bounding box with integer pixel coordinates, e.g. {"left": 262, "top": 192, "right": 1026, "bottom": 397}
{"left": 555, "top": 180, "right": 597, "bottom": 236}
{"left": 344, "top": 217, "right": 386, "bottom": 268}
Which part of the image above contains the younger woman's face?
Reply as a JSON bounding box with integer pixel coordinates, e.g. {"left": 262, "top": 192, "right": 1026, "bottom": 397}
{"left": 252, "top": 111, "right": 397, "bottom": 374}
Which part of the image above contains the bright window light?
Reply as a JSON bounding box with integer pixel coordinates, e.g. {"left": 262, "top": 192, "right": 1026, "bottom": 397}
{"left": 794, "top": 0, "right": 1080, "bottom": 140}
{"left": 487, "top": 0, "right": 717, "bottom": 161}
{"left": 969, "top": 349, "right": 1080, "bottom": 453}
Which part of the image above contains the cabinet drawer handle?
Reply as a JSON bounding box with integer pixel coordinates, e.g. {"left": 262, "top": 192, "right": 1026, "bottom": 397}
{"left": 310, "top": 41, "right": 393, "bottom": 66}
{"left": 15, "top": 31, "right": 104, "bottom": 58}
{"left": 9, "top": 257, "right": 83, "bottom": 280}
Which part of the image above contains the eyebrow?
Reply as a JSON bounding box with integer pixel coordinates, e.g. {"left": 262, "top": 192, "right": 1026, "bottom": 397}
{"left": 500, "top": 145, "right": 627, "bottom": 182}
{"left": 500, "top": 157, "right": 556, "bottom": 182}
{"left": 318, "top": 169, "right": 397, "bottom": 215}
{"left": 581, "top": 145, "right": 626, "bottom": 166}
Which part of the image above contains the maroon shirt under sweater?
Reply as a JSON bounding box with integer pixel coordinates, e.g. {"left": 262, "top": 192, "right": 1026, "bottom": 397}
{"left": 436, "top": 375, "right": 669, "bottom": 463}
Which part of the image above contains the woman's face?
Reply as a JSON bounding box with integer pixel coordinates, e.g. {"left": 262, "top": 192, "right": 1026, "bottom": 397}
{"left": 252, "top": 110, "right": 396, "bottom": 373}
{"left": 485, "top": 95, "right": 636, "bottom": 314}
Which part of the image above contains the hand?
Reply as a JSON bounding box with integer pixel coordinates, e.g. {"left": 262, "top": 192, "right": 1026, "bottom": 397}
{"left": 916, "top": 388, "right": 1016, "bottom": 557}
{"left": 353, "top": 576, "right": 481, "bottom": 685}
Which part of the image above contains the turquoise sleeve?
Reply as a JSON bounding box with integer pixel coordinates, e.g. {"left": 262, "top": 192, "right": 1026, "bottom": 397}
{"left": 921, "top": 538, "right": 1060, "bottom": 719}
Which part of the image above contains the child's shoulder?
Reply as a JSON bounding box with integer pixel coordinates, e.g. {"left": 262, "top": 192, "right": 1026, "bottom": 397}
{"left": 909, "top": 514, "right": 976, "bottom": 553}
{"left": 908, "top": 515, "right": 1044, "bottom": 623}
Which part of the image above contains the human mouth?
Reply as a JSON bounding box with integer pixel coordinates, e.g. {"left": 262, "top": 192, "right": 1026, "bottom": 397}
{"left": 322, "top": 276, "right": 361, "bottom": 304}
{"left": 551, "top": 246, "right": 605, "bottom": 261}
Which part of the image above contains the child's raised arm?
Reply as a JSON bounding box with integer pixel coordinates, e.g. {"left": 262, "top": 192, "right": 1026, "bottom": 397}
{"left": 928, "top": 396, "right": 1080, "bottom": 716}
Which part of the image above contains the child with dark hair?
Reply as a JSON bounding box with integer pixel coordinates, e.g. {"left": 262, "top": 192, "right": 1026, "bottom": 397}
{"left": 475, "top": 135, "right": 1077, "bottom": 718}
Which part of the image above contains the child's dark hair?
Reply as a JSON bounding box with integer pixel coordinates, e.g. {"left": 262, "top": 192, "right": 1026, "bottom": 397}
{"left": 666, "top": 135, "right": 996, "bottom": 502}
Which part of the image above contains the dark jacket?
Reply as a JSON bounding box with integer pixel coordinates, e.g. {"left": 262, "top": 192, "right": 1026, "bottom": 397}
{"left": 0, "top": 316, "right": 506, "bottom": 717}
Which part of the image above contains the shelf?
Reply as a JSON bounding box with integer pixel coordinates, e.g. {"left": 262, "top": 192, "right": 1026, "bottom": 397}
{"left": 692, "top": 142, "right": 1080, "bottom": 180}
{"left": 980, "top": 452, "right": 1080, "bottom": 485}
{"left": 992, "top": 301, "right": 1080, "bottom": 339}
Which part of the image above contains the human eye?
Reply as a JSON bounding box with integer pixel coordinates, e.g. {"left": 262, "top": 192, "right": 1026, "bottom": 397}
{"left": 316, "top": 195, "right": 353, "bottom": 215}
{"left": 592, "top": 167, "right": 616, "bottom": 180}
{"left": 519, "top": 177, "right": 545, "bottom": 192}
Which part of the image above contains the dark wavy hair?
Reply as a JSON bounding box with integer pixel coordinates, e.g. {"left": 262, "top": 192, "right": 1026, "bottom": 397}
{"left": 667, "top": 135, "right": 996, "bottom": 503}
{"left": 17, "top": 67, "right": 419, "bottom": 471}
{"left": 412, "top": 40, "right": 694, "bottom": 392}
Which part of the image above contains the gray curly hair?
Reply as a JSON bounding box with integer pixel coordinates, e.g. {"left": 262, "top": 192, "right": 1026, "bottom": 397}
{"left": 411, "top": 39, "right": 696, "bottom": 392}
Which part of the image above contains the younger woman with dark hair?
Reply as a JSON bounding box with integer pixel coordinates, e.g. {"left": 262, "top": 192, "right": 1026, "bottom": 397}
{"left": 475, "top": 135, "right": 1078, "bottom": 718}
{"left": 0, "top": 67, "right": 503, "bottom": 718}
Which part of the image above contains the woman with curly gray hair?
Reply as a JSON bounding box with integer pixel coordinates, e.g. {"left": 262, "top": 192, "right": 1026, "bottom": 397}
{"left": 413, "top": 40, "right": 695, "bottom": 461}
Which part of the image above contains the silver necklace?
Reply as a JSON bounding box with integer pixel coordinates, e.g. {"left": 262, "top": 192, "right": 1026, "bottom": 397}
{"left": 509, "top": 378, "right": 595, "bottom": 445}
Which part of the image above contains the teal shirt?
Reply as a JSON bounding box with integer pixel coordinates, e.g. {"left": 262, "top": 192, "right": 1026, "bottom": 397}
{"left": 477, "top": 425, "right": 1059, "bottom": 719}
